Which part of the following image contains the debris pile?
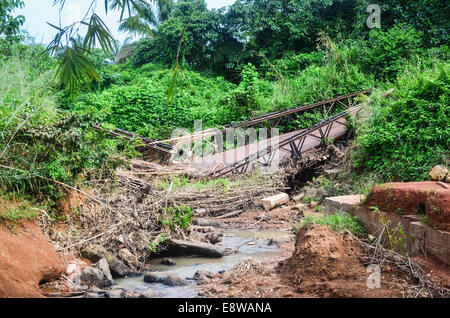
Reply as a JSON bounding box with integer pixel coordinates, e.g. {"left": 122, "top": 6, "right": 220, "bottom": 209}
{"left": 280, "top": 223, "right": 450, "bottom": 298}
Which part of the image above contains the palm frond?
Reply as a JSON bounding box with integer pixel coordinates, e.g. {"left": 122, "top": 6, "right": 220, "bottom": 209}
{"left": 54, "top": 47, "right": 99, "bottom": 94}
{"left": 118, "top": 15, "right": 154, "bottom": 37}
{"left": 82, "top": 14, "right": 115, "bottom": 54}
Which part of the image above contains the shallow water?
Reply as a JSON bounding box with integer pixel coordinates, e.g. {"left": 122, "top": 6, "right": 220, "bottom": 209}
{"left": 115, "top": 229, "right": 292, "bottom": 298}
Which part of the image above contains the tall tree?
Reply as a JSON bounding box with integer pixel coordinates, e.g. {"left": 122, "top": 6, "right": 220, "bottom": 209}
{"left": 0, "top": 0, "right": 25, "bottom": 42}
{"left": 118, "top": 0, "right": 175, "bottom": 36}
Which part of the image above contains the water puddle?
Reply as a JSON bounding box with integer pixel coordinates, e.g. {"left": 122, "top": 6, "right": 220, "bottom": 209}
{"left": 115, "top": 229, "right": 292, "bottom": 298}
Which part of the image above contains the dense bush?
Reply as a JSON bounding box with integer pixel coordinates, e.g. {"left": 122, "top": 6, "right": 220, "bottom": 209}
{"left": 354, "top": 60, "right": 449, "bottom": 181}
{"left": 349, "top": 25, "right": 424, "bottom": 81}
{"left": 73, "top": 63, "right": 236, "bottom": 138}
{"left": 0, "top": 46, "right": 128, "bottom": 199}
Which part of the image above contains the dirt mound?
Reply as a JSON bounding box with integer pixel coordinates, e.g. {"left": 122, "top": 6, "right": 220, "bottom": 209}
{"left": 280, "top": 224, "right": 399, "bottom": 297}
{"left": 0, "top": 221, "right": 63, "bottom": 297}
{"left": 365, "top": 182, "right": 450, "bottom": 231}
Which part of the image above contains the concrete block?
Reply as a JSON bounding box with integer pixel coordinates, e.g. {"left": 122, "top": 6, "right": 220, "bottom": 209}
{"left": 323, "top": 195, "right": 364, "bottom": 213}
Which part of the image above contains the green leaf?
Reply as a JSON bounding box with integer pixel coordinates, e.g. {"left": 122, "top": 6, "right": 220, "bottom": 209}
{"left": 54, "top": 47, "right": 99, "bottom": 94}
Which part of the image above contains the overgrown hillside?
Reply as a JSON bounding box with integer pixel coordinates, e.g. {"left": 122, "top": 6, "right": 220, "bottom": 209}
{"left": 0, "top": 0, "right": 449, "bottom": 212}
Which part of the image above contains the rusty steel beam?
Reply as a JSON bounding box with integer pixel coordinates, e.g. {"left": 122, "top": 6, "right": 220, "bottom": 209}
{"left": 208, "top": 105, "right": 361, "bottom": 178}
{"left": 93, "top": 124, "right": 173, "bottom": 154}
{"left": 225, "top": 89, "right": 371, "bottom": 130}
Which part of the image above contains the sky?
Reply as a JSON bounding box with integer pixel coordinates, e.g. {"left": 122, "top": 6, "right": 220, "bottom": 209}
{"left": 16, "top": 0, "right": 236, "bottom": 45}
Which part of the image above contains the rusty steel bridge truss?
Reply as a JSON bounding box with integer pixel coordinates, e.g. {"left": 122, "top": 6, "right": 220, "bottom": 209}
{"left": 93, "top": 89, "right": 372, "bottom": 168}
{"left": 207, "top": 104, "right": 363, "bottom": 178}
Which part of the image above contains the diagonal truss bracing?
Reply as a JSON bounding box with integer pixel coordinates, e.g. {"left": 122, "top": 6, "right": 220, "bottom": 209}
{"left": 207, "top": 105, "right": 363, "bottom": 178}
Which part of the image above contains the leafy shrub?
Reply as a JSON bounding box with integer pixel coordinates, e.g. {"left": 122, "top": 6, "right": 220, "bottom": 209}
{"left": 354, "top": 60, "right": 449, "bottom": 181}
{"left": 159, "top": 205, "right": 193, "bottom": 231}
{"left": 0, "top": 46, "right": 129, "bottom": 199}
{"left": 73, "top": 63, "right": 236, "bottom": 139}
{"left": 295, "top": 212, "right": 365, "bottom": 236}
{"left": 350, "top": 25, "right": 423, "bottom": 80}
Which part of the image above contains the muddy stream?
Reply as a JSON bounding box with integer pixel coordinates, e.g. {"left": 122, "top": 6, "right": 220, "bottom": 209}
{"left": 115, "top": 229, "right": 292, "bottom": 298}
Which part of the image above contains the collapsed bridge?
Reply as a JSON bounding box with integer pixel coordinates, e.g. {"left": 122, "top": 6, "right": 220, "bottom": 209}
{"left": 95, "top": 89, "right": 373, "bottom": 177}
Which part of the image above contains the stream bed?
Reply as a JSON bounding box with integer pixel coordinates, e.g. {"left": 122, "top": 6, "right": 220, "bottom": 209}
{"left": 115, "top": 229, "right": 293, "bottom": 298}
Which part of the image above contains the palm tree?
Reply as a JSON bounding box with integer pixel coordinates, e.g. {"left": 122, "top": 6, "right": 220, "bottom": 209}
{"left": 47, "top": 0, "right": 174, "bottom": 94}
{"left": 118, "top": 0, "right": 174, "bottom": 37}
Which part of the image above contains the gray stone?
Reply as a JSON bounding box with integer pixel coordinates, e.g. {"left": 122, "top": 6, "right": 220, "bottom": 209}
{"left": 106, "top": 287, "right": 126, "bottom": 298}
{"left": 267, "top": 239, "right": 280, "bottom": 247}
{"left": 109, "top": 259, "right": 131, "bottom": 278}
{"left": 160, "top": 258, "right": 176, "bottom": 266}
{"left": 193, "top": 270, "right": 215, "bottom": 284}
{"left": 95, "top": 258, "right": 115, "bottom": 287}
{"left": 144, "top": 272, "right": 188, "bottom": 286}
{"left": 304, "top": 187, "right": 318, "bottom": 199}
{"left": 80, "top": 266, "right": 104, "bottom": 288}
{"left": 316, "top": 187, "right": 330, "bottom": 200}
{"left": 139, "top": 289, "right": 157, "bottom": 298}
{"left": 90, "top": 286, "right": 107, "bottom": 295}
{"left": 80, "top": 245, "right": 115, "bottom": 264}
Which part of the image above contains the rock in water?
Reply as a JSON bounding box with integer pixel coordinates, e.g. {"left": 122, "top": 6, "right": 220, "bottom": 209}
{"left": 109, "top": 259, "right": 131, "bottom": 278}
{"left": 430, "top": 165, "right": 448, "bottom": 182}
{"left": 95, "top": 258, "right": 114, "bottom": 287}
{"left": 143, "top": 272, "right": 188, "bottom": 286}
{"left": 139, "top": 289, "right": 157, "bottom": 298}
{"left": 81, "top": 266, "right": 105, "bottom": 288}
{"left": 160, "top": 258, "right": 176, "bottom": 266}
{"left": 106, "top": 286, "right": 126, "bottom": 298}
{"left": 164, "top": 238, "right": 225, "bottom": 258}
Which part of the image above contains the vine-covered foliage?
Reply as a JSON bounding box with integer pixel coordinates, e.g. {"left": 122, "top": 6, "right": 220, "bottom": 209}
{"left": 354, "top": 61, "right": 449, "bottom": 181}
{"left": 0, "top": 46, "right": 131, "bottom": 199}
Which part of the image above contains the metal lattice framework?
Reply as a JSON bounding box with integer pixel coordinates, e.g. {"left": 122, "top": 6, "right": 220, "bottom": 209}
{"left": 208, "top": 105, "right": 363, "bottom": 178}
{"left": 93, "top": 89, "right": 372, "bottom": 166}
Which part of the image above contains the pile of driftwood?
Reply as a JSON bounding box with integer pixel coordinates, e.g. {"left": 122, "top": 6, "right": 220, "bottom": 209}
{"left": 345, "top": 230, "right": 450, "bottom": 298}
{"left": 45, "top": 159, "right": 287, "bottom": 267}
{"left": 44, "top": 143, "right": 350, "bottom": 268}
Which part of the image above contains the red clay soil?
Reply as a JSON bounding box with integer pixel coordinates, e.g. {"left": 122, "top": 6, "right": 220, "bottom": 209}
{"left": 0, "top": 220, "right": 63, "bottom": 298}
{"left": 279, "top": 224, "right": 402, "bottom": 297}
{"left": 365, "top": 182, "right": 450, "bottom": 231}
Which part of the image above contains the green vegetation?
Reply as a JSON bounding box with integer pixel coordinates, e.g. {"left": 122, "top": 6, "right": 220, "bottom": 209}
{"left": 354, "top": 60, "right": 449, "bottom": 181}
{"left": 0, "top": 193, "right": 39, "bottom": 233}
{"left": 0, "top": 45, "right": 134, "bottom": 207}
{"left": 370, "top": 207, "right": 408, "bottom": 254}
{"left": 294, "top": 212, "right": 365, "bottom": 236}
{"left": 0, "top": 0, "right": 449, "bottom": 214}
{"left": 159, "top": 205, "right": 193, "bottom": 231}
